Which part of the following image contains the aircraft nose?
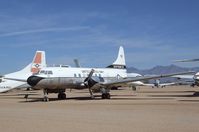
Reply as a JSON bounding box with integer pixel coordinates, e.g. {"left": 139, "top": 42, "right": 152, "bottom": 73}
{"left": 27, "top": 76, "right": 44, "bottom": 87}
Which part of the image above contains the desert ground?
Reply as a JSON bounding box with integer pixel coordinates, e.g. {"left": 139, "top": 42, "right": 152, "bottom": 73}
{"left": 0, "top": 85, "right": 199, "bottom": 132}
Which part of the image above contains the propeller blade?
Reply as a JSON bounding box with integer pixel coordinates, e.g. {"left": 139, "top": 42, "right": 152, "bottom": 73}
{"left": 84, "top": 69, "right": 95, "bottom": 82}
{"left": 88, "top": 69, "right": 95, "bottom": 79}
{"left": 83, "top": 69, "right": 95, "bottom": 99}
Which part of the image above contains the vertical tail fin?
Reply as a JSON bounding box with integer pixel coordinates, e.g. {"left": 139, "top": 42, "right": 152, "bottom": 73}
{"left": 31, "top": 51, "right": 46, "bottom": 73}
{"left": 5, "top": 51, "right": 46, "bottom": 79}
{"left": 74, "top": 59, "right": 81, "bottom": 67}
{"left": 107, "top": 46, "right": 126, "bottom": 69}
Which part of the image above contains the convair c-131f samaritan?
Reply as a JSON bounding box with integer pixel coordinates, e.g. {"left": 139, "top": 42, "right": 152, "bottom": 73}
{"left": 6, "top": 46, "right": 194, "bottom": 101}
{"left": 0, "top": 51, "right": 46, "bottom": 93}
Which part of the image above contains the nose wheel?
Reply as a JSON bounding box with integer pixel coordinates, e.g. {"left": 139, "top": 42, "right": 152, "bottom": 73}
{"left": 43, "top": 96, "right": 49, "bottom": 102}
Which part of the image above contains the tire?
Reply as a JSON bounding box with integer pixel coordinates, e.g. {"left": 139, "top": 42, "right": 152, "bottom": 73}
{"left": 101, "top": 93, "right": 106, "bottom": 99}
{"left": 106, "top": 93, "right": 110, "bottom": 99}
{"left": 58, "top": 93, "right": 66, "bottom": 100}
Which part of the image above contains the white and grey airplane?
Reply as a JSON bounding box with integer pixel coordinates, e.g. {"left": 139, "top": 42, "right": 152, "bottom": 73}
{"left": 0, "top": 51, "right": 46, "bottom": 93}
{"left": 174, "top": 58, "right": 199, "bottom": 86}
{"left": 6, "top": 46, "right": 194, "bottom": 101}
{"left": 141, "top": 79, "right": 176, "bottom": 88}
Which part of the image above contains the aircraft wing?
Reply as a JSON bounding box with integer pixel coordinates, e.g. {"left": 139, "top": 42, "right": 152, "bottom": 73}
{"left": 3, "top": 78, "right": 27, "bottom": 82}
{"left": 172, "top": 75, "right": 194, "bottom": 79}
{"left": 159, "top": 82, "right": 176, "bottom": 86}
{"left": 95, "top": 71, "right": 195, "bottom": 89}
{"left": 174, "top": 58, "right": 199, "bottom": 62}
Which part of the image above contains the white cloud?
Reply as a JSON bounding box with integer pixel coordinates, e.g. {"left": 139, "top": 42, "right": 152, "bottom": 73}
{"left": 0, "top": 26, "right": 90, "bottom": 37}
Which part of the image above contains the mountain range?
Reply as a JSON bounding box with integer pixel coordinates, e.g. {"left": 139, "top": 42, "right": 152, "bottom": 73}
{"left": 127, "top": 64, "right": 199, "bottom": 83}
{"left": 127, "top": 64, "right": 199, "bottom": 75}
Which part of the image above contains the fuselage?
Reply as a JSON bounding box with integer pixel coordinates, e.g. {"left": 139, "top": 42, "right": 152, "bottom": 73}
{"left": 30, "top": 67, "right": 127, "bottom": 90}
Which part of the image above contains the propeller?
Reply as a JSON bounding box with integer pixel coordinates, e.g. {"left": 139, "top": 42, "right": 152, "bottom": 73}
{"left": 84, "top": 69, "right": 95, "bottom": 98}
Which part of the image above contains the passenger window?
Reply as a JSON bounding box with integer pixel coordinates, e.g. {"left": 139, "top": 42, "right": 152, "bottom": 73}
{"left": 99, "top": 77, "right": 104, "bottom": 82}
{"left": 74, "top": 74, "right": 77, "bottom": 77}
{"left": 78, "top": 74, "right": 81, "bottom": 78}
{"left": 48, "top": 71, "right": 53, "bottom": 74}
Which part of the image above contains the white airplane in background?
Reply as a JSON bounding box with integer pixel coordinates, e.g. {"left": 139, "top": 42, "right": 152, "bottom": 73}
{"left": 174, "top": 58, "right": 199, "bottom": 86}
{"left": 140, "top": 79, "right": 176, "bottom": 88}
{"left": 6, "top": 46, "right": 194, "bottom": 101}
{"left": 0, "top": 51, "right": 46, "bottom": 93}
{"left": 127, "top": 73, "right": 177, "bottom": 88}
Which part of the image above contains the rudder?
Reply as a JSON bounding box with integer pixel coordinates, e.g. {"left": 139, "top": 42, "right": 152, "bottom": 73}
{"left": 107, "top": 46, "right": 126, "bottom": 69}
{"left": 31, "top": 51, "right": 46, "bottom": 73}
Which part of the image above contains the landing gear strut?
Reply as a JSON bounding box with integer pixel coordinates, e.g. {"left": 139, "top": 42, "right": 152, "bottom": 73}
{"left": 43, "top": 89, "right": 49, "bottom": 102}
{"left": 89, "top": 88, "right": 95, "bottom": 99}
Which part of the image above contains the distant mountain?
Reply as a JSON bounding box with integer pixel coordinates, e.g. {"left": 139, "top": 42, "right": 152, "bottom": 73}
{"left": 127, "top": 64, "right": 199, "bottom": 75}
{"left": 127, "top": 65, "right": 199, "bottom": 83}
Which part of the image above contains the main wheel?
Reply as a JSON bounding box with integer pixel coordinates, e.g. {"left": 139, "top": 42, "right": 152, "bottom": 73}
{"left": 101, "top": 93, "right": 111, "bottom": 99}
{"left": 101, "top": 93, "right": 106, "bottom": 99}
{"left": 58, "top": 93, "right": 66, "bottom": 100}
{"left": 106, "top": 93, "right": 110, "bottom": 99}
{"left": 61, "top": 93, "right": 66, "bottom": 99}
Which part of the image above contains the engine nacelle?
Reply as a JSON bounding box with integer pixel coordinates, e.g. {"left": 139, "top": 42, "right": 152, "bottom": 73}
{"left": 27, "top": 76, "right": 44, "bottom": 87}
{"left": 85, "top": 76, "right": 105, "bottom": 88}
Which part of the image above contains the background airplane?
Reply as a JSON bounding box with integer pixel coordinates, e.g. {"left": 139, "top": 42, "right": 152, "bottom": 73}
{"left": 141, "top": 79, "right": 176, "bottom": 88}
{"left": 0, "top": 51, "right": 46, "bottom": 93}
{"left": 174, "top": 58, "right": 199, "bottom": 86}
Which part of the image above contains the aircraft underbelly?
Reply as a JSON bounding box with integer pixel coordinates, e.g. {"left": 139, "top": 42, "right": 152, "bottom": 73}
{"left": 33, "top": 78, "right": 85, "bottom": 90}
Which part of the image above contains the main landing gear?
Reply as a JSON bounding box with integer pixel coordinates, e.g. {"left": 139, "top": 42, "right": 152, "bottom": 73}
{"left": 43, "top": 89, "right": 49, "bottom": 102}
{"left": 101, "top": 88, "right": 111, "bottom": 99}
{"left": 43, "top": 89, "right": 66, "bottom": 102}
{"left": 101, "top": 93, "right": 110, "bottom": 99}
{"left": 58, "top": 92, "right": 66, "bottom": 100}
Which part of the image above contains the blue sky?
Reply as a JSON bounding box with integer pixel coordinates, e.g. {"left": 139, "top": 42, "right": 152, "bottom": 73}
{"left": 0, "top": 0, "right": 199, "bottom": 74}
